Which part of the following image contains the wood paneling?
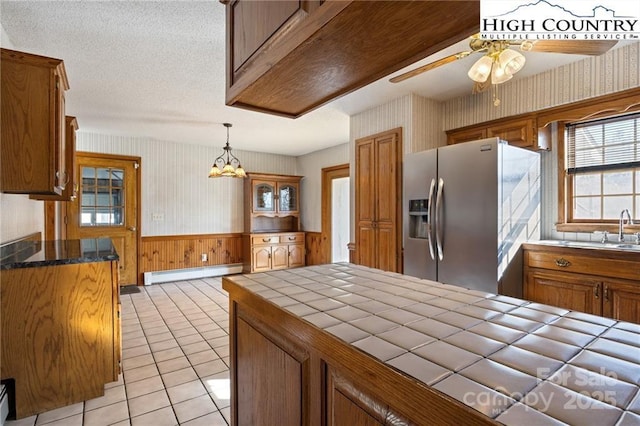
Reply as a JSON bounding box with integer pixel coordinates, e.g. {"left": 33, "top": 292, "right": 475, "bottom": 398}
{"left": 140, "top": 233, "right": 243, "bottom": 274}
{"left": 305, "top": 231, "right": 325, "bottom": 265}
{"left": 1, "top": 260, "right": 118, "bottom": 418}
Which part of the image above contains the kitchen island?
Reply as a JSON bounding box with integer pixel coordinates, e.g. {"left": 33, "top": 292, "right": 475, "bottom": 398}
{"left": 1, "top": 238, "right": 121, "bottom": 419}
{"left": 223, "top": 263, "right": 640, "bottom": 425}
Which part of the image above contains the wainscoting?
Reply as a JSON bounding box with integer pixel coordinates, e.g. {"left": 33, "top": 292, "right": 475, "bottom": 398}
{"left": 305, "top": 232, "right": 326, "bottom": 266}
{"left": 140, "top": 233, "right": 244, "bottom": 280}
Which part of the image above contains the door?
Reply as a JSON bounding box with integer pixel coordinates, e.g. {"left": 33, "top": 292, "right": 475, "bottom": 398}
{"left": 322, "top": 164, "right": 350, "bottom": 264}
{"left": 66, "top": 153, "right": 140, "bottom": 285}
{"left": 403, "top": 150, "right": 437, "bottom": 280}
{"left": 436, "top": 139, "right": 498, "bottom": 292}
{"left": 525, "top": 270, "right": 602, "bottom": 316}
{"left": 604, "top": 279, "right": 640, "bottom": 323}
{"left": 355, "top": 129, "right": 402, "bottom": 272}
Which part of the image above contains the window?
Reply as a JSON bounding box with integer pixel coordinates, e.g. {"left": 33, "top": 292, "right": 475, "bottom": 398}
{"left": 80, "top": 166, "right": 125, "bottom": 226}
{"left": 565, "top": 112, "right": 639, "bottom": 224}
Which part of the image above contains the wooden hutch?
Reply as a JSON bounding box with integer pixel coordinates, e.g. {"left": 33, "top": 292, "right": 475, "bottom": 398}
{"left": 243, "top": 173, "right": 305, "bottom": 273}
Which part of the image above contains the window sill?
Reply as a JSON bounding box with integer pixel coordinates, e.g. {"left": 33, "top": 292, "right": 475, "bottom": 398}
{"left": 556, "top": 223, "right": 640, "bottom": 234}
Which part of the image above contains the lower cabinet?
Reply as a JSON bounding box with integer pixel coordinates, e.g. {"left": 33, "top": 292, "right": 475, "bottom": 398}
{"left": 1, "top": 260, "right": 120, "bottom": 418}
{"left": 244, "top": 232, "right": 305, "bottom": 273}
{"left": 524, "top": 244, "right": 640, "bottom": 323}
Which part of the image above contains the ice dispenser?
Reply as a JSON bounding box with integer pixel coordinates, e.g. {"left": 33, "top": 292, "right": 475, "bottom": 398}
{"left": 409, "top": 199, "right": 429, "bottom": 239}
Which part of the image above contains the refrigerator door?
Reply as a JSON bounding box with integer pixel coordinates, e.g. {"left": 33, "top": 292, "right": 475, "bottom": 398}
{"left": 403, "top": 149, "right": 437, "bottom": 280}
{"left": 436, "top": 138, "right": 499, "bottom": 293}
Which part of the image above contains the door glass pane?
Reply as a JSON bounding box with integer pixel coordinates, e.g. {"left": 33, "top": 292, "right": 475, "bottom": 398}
{"left": 279, "top": 185, "right": 296, "bottom": 212}
{"left": 80, "top": 167, "right": 125, "bottom": 226}
{"left": 255, "top": 184, "right": 274, "bottom": 211}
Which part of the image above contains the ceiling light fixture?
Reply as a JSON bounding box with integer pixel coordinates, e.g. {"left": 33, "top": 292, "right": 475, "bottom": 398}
{"left": 208, "top": 123, "right": 247, "bottom": 178}
{"left": 467, "top": 44, "right": 526, "bottom": 85}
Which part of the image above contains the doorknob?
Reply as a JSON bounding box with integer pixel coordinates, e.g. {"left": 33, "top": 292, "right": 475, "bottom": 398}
{"left": 127, "top": 226, "right": 137, "bottom": 231}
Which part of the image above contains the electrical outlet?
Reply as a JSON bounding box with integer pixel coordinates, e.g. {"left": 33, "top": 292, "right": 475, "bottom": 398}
{"left": 152, "top": 213, "right": 164, "bottom": 221}
{"left": 201, "top": 253, "right": 208, "bottom": 262}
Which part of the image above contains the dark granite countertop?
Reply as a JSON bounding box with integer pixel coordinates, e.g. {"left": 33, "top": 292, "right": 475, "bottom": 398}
{"left": 1, "top": 238, "right": 119, "bottom": 270}
{"left": 225, "top": 263, "right": 640, "bottom": 426}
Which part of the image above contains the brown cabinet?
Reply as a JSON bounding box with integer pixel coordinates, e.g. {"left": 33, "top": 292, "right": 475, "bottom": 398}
{"left": 224, "top": 1, "right": 479, "bottom": 117}
{"left": 31, "top": 116, "right": 79, "bottom": 201}
{"left": 447, "top": 115, "right": 549, "bottom": 151}
{"left": 355, "top": 129, "right": 402, "bottom": 272}
{"left": 1, "top": 259, "right": 120, "bottom": 418}
{"left": 524, "top": 244, "right": 640, "bottom": 323}
{"left": 244, "top": 232, "right": 305, "bottom": 273}
{"left": 1, "top": 49, "right": 70, "bottom": 195}
{"left": 245, "top": 173, "right": 302, "bottom": 232}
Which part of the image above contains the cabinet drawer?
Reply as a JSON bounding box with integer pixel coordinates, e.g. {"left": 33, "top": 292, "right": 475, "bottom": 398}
{"left": 526, "top": 251, "right": 639, "bottom": 281}
{"left": 280, "top": 233, "right": 303, "bottom": 244}
{"left": 252, "top": 235, "right": 279, "bottom": 245}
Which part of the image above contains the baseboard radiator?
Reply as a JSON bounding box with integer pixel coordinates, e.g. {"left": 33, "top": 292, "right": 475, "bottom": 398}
{"left": 143, "top": 263, "right": 243, "bottom": 285}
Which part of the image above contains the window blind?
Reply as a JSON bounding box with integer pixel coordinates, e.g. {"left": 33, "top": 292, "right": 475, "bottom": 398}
{"left": 566, "top": 112, "right": 640, "bottom": 174}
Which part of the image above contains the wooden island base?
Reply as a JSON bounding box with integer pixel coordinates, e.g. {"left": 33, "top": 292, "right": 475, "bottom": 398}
{"left": 223, "top": 264, "right": 640, "bottom": 426}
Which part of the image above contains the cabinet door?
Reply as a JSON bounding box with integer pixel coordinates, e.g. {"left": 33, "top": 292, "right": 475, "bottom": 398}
{"left": 447, "top": 127, "right": 487, "bottom": 145}
{"left": 253, "top": 181, "right": 276, "bottom": 213}
{"left": 356, "top": 138, "right": 377, "bottom": 268}
{"left": 272, "top": 245, "right": 289, "bottom": 270}
{"left": 487, "top": 118, "right": 535, "bottom": 149}
{"left": 375, "top": 133, "right": 400, "bottom": 273}
{"left": 288, "top": 244, "right": 305, "bottom": 268}
{"left": 525, "top": 270, "right": 602, "bottom": 316}
{"left": 604, "top": 280, "right": 640, "bottom": 324}
{"left": 236, "top": 317, "right": 302, "bottom": 426}
{"left": 277, "top": 182, "right": 299, "bottom": 214}
{"left": 252, "top": 246, "right": 272, "bottom": 272}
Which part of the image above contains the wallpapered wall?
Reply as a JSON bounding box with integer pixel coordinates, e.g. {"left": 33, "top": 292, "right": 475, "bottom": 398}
{"left": 77, "top": 133, "right": 298, "bottom": 236}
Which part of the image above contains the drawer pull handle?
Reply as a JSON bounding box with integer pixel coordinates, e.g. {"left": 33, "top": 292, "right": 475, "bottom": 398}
{"left": 555, "top": 258, "right": 571, "bottom": 267}
{"left": 604, "top": 285, "right": 609, "bottom": 302}
{"left": 288, "top": 237, "right": 296, "bottom": 241}
{"left": 262, "top": 238, "right": 271, "bottom": 242}
{"left": 594, "top": 285, "right": 600, "bottom": 299}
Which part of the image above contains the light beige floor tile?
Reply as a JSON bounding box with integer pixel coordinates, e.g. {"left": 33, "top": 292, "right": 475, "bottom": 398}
{"left": 153, "top": 347, "right": 184, "bottom": 362}
{"left": 181, "top": 341, "right": 211, "bottom": 355}
{"left": 176, "top": 334, "right": 205, "bottom": 346}
{"left": 125, "top": 375, "right": 165, "bottom": 399}
{"left": 105, "top": 374, "right": 124, "bottom": 389}
{"left": 187, "top": 349, "right": 219, "bottom": 366}
{"left": 121, "top": 344, "right": 151, "bottom": 359}
{"left": 143, "top": 325, "right": 171, "bottom": 336}
{"left": 149, "top": 339, "right": 179, "bottom": 352}
{"left": 170, "top": 327, "right": 199, "bottom": 338}
{"left": 84, "top": 385, "right": 126, "bottom": 411}
{"left": 145, "top": 331, "right": 174, "bottom": 344}
{"left": 121, "top": 336, "right": 148, "bottom": 350}
{"left": 6, "top": 415, "right": 37, "bottom": 426}
{"left": 130, "top": 406, "right": 178, "bottom": 426}
{"left": 221, "top": 406, "right": 231, "bottom": 425}
{"left": 196, "top": 323, "right": 220, "bottom": 333}
{"left": 34, "top": 402, "right": 83, "bottom": 425}
{"left": 193, "top": 359, "right": 227, "bottom": 378}
{"left": 207, "top": 336, "right": 228, "bottom": 348}
{"left": 123, "top": 363, "right": 159, "bottom": 383}
{"left": 157, "top": 356, "right": 191, "bottom": 374}
{"left": 83, "top": 400, "right": 129, "bottom": 426}
{"left": 181, "top": 411, "right": 228, "bottom": 426}
{"left": 214, "top": 346, "right": 230, "bottom": 358}
{"left": 173, "top": 394, "right": 218, "bottom": 424}
{"left": 122, "top": 353, "right": 155, "bottom": 371}
{"left": 127, "top": 390, "right": 170, "bottom": 418}
{"left": 166, "top": 380, "right": 208, "bottom": 404}
{"left": 202, "top": 370, "right": 231, "bottom": 410}
{"left": 162, "top": 367, "right": 199, "bottom": 388}
{"left": 110, "top": 420, "right": 131, "bottom": 426}
{"left": 200, "top": 329, "right": 227, "bottom": 340}
{"left": 36, "top": 413, "right": 83, "bottom": 426}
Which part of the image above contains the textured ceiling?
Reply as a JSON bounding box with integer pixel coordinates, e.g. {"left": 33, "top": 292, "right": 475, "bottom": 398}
{"left": 0, "top": 1, "right": 626, "bottom": 156}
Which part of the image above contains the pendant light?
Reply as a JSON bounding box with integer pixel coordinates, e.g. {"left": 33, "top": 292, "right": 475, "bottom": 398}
{"left": 208, "top": 123, "right": 247, "bottom": 178}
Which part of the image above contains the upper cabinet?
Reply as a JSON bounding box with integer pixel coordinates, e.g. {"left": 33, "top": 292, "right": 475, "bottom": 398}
{"left": 224, "top": 0, "right": 479, "bottom": 118}
{"left": 1, "top": 48, "right": 70, "bottom": 195}
{"left": 245, "top": 173, "right": 302, "bottom": 232}
{"left": 446, "top": 114, "right": 549, "bottom": 151}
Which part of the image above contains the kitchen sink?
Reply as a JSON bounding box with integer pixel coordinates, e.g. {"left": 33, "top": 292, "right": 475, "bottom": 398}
{"left": 536, "top": 240, "right": 640, "bottom": 252}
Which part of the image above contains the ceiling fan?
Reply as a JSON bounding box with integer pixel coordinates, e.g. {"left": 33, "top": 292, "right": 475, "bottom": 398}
{"left": 390, "top": 35, "right": 618, "bottom": 92}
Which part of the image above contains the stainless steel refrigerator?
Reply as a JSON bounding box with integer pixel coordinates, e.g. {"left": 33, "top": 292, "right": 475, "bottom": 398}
{"left": 403, "top": 138, "right": 540, "bottom": 296}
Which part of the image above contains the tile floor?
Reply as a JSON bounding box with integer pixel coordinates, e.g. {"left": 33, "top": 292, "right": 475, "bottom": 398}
{"left": 6, "top": 278, "right": 232, "bottom": 426}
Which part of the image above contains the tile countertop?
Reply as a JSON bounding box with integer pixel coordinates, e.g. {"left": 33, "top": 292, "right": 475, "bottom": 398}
{"left": 0, "top": 238, "right": 119, "bottom": 270}
{"left": 225, "top": 263, "right": 640, "bottom": 426}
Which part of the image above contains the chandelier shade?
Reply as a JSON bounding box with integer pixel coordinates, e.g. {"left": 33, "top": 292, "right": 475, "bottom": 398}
{"left": 467, "top": 46, "right": 526, "bottom": 86}
{"left": 208, "top": 123, "right": 247, "bottom": 178}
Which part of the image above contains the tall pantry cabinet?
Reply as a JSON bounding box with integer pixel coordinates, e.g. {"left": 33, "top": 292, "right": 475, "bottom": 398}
{"left": 355, "top": 128, "right": 403, "bottom": 273}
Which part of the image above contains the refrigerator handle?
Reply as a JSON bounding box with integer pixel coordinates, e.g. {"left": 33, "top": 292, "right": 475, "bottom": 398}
{"left": 435, "top": 177, "right": 444, "bottom": 261}
{"left": 427, "top": 178, "right": 436, "bottom": 260}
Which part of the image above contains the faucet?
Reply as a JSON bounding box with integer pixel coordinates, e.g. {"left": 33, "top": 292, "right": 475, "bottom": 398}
{"left": 618, "top": 209, "right": 634, "bottom": 242}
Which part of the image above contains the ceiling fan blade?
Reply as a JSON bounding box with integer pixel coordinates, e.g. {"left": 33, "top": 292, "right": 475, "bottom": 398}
{"left": 389, "top": 51, "right": 472, "bottom": 83}
{"left": 524, "top": 40, "right": 618, "bottom": 55}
